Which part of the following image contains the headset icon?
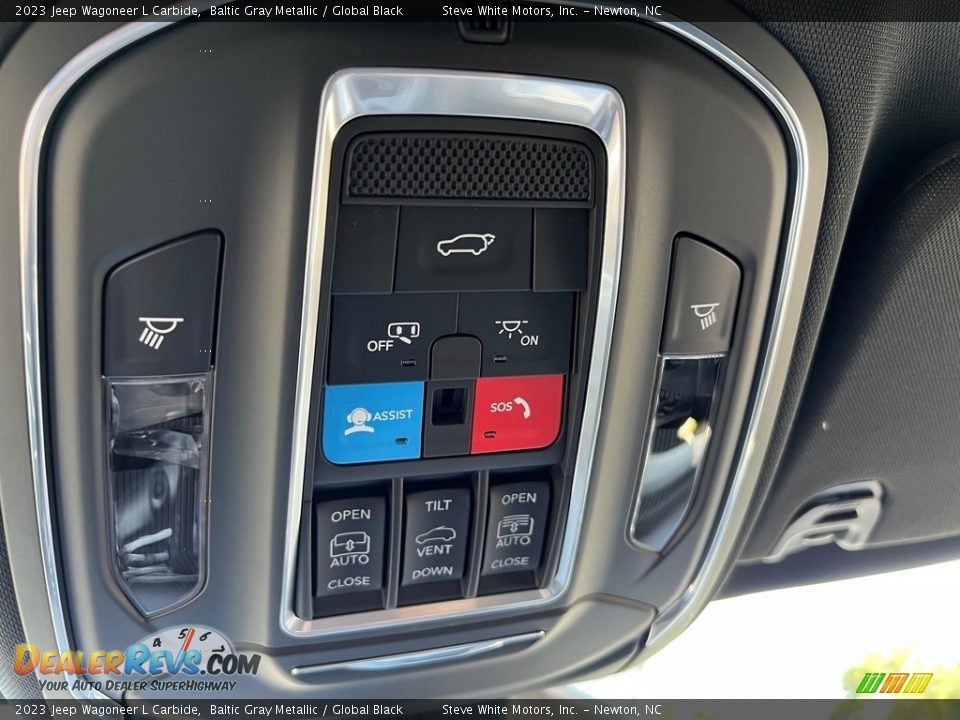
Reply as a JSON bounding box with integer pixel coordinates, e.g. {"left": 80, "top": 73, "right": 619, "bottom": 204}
{"left": 345, "top": 407, "right": 375, "bottom": 435}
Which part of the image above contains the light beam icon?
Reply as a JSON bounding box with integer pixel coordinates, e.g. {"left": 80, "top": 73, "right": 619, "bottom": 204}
{"left": 690, "top": 303, "right": 719, "bottom": 331}
{"left": 138, "top": 317, "right": 184, "bottom": 350}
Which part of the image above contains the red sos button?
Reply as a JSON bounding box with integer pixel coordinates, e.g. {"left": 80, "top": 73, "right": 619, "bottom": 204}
{"left": 471, "top": 374, "right": 564, "bottom": 454}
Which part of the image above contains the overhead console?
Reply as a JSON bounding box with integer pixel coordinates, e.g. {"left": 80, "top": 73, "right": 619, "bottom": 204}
{"left": 3, "top": 14, "right": 826, "bottom": 700}
{"left": 286, "top": 73, "right": 622, "bottom": 633}
{"left": 309, "top": 124, "right": 596, "bottom": 611}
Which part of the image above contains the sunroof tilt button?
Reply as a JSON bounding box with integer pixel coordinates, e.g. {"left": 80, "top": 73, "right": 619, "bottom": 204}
{"left": 400, "top": 485, "right": 472, "bottom": 604}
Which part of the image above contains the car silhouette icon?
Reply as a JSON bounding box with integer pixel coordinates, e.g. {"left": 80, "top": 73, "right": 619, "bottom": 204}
{"left": 436, "top": 233, "right": 496, "bottom": 257}
{"left": 415, "top": 526, "right": 457, "bottom": 545}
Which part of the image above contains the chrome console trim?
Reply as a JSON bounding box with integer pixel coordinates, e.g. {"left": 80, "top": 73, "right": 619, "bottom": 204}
{"left": 18, "top": 6, "right": 813, "bottom": 693}
{"left": 279, "top": 69, "right": 626, "bottom": 636}
{"left": 290, "top": 632, "right": 545, "bottom": 676}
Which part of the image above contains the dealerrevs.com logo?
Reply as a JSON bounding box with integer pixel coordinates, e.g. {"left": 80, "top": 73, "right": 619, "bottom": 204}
{"left": 13, "top": 625, "right": 260, "bottom": 694}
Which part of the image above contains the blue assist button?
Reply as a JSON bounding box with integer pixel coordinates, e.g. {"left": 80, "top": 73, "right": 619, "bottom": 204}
{"left": 322, "top": 382, "right": 424, "bottom": 465}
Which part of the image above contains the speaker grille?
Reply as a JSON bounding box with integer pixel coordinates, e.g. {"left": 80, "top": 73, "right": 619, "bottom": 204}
{"left": 345, "top": 133, "right": 592, "bottom": 202}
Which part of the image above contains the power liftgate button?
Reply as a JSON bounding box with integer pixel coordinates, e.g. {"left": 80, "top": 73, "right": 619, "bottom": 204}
{"left": 395, "top": 206, "right": 532, "bottom": 292}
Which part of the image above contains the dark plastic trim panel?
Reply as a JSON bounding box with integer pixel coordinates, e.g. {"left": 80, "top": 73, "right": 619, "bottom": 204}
{"left": 638, "top": 19, "right": 820, "bottom": 656}
{"left": 15, "top": 5, "right": 824, "bottom": 698}
{"left": 18, "top": 15, "right": 209, "bottom": 701}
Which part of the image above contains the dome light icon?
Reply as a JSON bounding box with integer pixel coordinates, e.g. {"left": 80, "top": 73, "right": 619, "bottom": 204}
{"left": 495, "top": 319, "right": 528, "bottom": 339}
{"left": 344, "top": 407, "right": 375, "bottom": 435}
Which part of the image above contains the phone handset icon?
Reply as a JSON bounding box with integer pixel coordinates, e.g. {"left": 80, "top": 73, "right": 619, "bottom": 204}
{"left": 514, "top": 397, "right": 531, "bottom": 420}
